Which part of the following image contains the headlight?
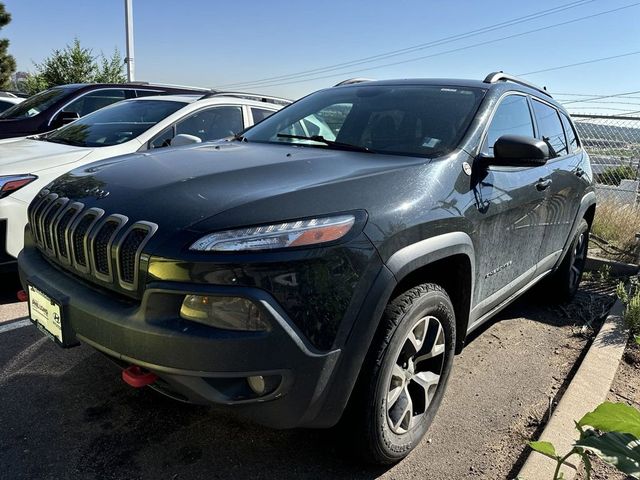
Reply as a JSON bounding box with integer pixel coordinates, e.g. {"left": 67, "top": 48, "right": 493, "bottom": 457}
{"left": 180, "top": 295, "right": 270, "bottom": 331}
{"left": 0, "top": 174, "right": 37, "bottom": 199}
{"left": 189, "top": 214, "right": 355, "bottom": 252}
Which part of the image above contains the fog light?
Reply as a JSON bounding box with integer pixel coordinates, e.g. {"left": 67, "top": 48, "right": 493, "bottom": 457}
{"left": 180, "top": 295, "right": 271, "bottom": 331}
{"left": 247, "top": 375, "right": 266, "bottom": 395}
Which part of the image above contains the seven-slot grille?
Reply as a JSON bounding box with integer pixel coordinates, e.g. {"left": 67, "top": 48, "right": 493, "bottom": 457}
{"left": 29, "top": 191, "right": 157, "bottom": 291}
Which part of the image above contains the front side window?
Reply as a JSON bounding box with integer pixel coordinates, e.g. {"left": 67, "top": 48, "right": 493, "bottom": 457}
{"left": 532, "top": 99, "right": 568, "bottom": 157}
{"left": 43, "top": 99, "right": 187, "bottom": 148}
{"left": 176, "top": 106, "right": 243, "bottom": 140}
{"left": 150, "top": 106, "right": 244, "bottom": 149}
{"left": 64, "top": 89, "right": 128, "bottom": 117}
{"left": 483, "top": 95, "right": 534, "bottom": 155}
{"left": 0, "top": 86, "right": 75, "bottom": 119}
{"left": 243, "top": 85, "right": 486, "bottom": 157}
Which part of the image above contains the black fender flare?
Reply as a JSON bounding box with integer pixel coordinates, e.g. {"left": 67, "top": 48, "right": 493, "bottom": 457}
{"left": 386, "top": 231, "right": 475, "bottom": 288}
{"left": 554, "top": 190, "right": 596, "bottom": 269}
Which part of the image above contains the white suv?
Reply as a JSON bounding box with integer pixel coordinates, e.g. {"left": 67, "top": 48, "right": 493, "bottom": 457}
{"left": 0, "top": 92, "right": 290, "bottom": 267}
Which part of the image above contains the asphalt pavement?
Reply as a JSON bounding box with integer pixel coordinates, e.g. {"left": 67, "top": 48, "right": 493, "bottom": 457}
{"left": 0, "top": 271, "right": 610, "bottom": 480}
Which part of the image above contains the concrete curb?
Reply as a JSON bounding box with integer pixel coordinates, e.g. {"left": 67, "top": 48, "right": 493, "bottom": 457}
{"left": 517, "top": 299, "right": 628, "bottom": 480}
{"left": 586, "top": 255, "right": 639, "bottom": 277}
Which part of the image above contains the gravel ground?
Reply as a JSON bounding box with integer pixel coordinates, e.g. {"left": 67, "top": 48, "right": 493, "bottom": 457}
{"left": 0, "top": 273, "right": 615, "bottom": 480}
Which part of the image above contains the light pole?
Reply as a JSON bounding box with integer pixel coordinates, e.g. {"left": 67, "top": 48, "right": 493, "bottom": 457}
{"left": 124, "top": 0, "right": 135, "bottom": 82}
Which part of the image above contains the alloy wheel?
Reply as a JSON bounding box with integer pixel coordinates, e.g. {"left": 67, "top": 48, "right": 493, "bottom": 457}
{"left": 386, "top": 315, "right": 446, "bottom": 435}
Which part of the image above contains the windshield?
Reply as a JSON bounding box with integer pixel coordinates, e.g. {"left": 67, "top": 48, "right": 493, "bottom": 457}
{"left": 244, "top": 84, "right": 485, "bottom": 157}
{"left": 0, "top": 86, "right": 74, "bottom": 120}
{"left": 44, "top": 99, "right": 187, "bottom": 147}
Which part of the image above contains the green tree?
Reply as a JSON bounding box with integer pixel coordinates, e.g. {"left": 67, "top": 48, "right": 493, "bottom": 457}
{"left": 20, "top": 38, "right": 126, "bottom": 95}
{"left": 0, "top": 3, "right": 16, "bottom": 89}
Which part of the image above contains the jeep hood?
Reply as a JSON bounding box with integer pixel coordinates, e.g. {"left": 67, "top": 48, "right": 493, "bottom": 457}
{"left": 46, "top": 141, "right": 421, "bottom": 233}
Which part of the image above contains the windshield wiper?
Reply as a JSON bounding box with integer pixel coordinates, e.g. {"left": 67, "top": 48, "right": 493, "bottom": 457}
{"left": 276, "top": 133, "right": 373, "bottom": 153}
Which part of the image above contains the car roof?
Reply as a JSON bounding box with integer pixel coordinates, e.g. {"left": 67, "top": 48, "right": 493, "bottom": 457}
{"left": 340, "top": 78, "right": 490, "bottom": 89}
{"left": 128, "top": 94, "right": 287, "bottom": 109}
{"left": 332, "top": 77, "right": 566, "bottom": 112}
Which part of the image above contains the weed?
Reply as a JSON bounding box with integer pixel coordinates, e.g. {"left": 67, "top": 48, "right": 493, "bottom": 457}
{"left": 617, "top": 278, "right": 640, "bottom": 335}
{"left": 591, "top": 200, "right": 640, "bottom": 263}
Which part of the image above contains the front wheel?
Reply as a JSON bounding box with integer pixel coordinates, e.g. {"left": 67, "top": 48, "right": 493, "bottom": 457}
{"left": 348, "top": 283, "right": 456, "bottom": 464}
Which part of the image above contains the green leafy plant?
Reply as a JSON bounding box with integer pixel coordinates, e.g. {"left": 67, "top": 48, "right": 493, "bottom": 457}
{"left": 529, "top": 402, "right": 640, "bottom": 479}
{"left": 19, "top": 38, "right": 125, "bottom": 95}
{"left": 617, "top": 279, "right": 640, "bottom": 335}
{"left": 0, "top": 2, "right": 16, "bottom": 89}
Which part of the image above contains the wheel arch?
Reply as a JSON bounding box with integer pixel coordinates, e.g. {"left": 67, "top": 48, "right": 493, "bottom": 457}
{"left": 554, "top": 191, "right": 596, "bottom": 270}
{"left": 385, "top": 232, "right": 475, "bottom": 353}
{"left": 310, "top": 232, "right": 476, "bottom": 427}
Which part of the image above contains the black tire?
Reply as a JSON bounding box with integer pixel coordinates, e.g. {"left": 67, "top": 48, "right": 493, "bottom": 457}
{"left": 347, "top": 283, "right": 456, "bottom": 464}
{"left": 540, "top": 218, "right": 590, "bottom": 302}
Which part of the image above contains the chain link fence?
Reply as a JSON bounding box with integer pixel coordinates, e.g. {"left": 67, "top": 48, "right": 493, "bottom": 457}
{"left": 573, "top": 114, "right": 640, "bottom": 263}
{"left": 573, "top": 114, "right": 640, "bottom": 204}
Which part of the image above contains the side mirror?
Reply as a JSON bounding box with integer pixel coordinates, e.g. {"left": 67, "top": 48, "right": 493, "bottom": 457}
{"left": 51, "top": 111, "right": 80, "bottom": 128}
{"left": 484, "top": 135, "right": 550, "bottom": 167}
{"left": 170, "top": 133, "right": 202, "bottom": 147}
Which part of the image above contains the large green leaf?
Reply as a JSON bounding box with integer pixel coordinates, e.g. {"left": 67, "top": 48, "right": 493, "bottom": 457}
{"left": 579, "top": 402, "right": 640, "bottom": 438}
{"left": 576, "top": 432, "right": 640, "bottom": 478}
{"left": 529, "top": 440, "right": 558, "bottom": 459}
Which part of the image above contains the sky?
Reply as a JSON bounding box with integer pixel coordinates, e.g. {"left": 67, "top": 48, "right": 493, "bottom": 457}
{"left": 2, "top": 0, "right": 640, "bottom": 114}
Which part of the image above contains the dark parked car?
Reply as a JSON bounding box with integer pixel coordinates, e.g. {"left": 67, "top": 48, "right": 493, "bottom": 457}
{"left": 19, "top": 73, "right": 594, "bottom": 464}
{"left": 0, "top": 83, "right": 208, "bottom": 139}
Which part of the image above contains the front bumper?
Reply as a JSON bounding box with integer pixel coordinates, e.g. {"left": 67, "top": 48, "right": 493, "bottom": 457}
{"left": 19, "top": 245, "right": 347, "bottom": 429}
{"left": 0, "top": 196, "right": 29, "bottom": 269}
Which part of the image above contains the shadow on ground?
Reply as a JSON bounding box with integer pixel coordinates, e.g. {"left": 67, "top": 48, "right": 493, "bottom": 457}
{"left": 0, "top": 270, "right": 22, "bottom": 305}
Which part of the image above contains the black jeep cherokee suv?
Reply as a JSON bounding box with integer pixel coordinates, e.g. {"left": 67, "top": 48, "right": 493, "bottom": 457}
{"left": 18, "top": 72, "right": 595, "bottom": 464}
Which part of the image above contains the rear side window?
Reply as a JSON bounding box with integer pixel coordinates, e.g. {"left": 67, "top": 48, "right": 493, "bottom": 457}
{"left": 532, "top": 99, "right": 568, "bottom": 157}
{"left": 135, "top": 89, "right": 164, "bottom": 98}
{"left": 251, "top": 107, "right": 276, "bottom": 124}
{"left": 0, "top": 99, "right": 14, "bottom": 112}
{"left": 560, "top": 112, "right": 579, "bottom": 153}
{"left": 483, "top": 95, "right": 534, "bottom": 155}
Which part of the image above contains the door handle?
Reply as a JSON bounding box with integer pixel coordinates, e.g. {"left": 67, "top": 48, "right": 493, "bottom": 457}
{"left": 536, "top": 178, "right": 552, "bottom": 191}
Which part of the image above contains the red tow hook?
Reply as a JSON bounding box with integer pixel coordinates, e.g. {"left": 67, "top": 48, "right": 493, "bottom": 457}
{"left": 122, "top": 365, "right": 158, "bottom": 388}
{"left": 17, "top": 290, "right": 28, "bottom": 302}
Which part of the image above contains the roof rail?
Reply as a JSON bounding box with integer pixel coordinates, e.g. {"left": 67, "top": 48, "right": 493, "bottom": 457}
{"left": 333, "top": 78, "right": 374, "bottom": 87}
{"left": 199, "top": 91, "right": 291, "bottom": 106}
{"left": 128, "top": 81, "right": 211, "bottom": 92}
{"left": 483, "top": 71, "right": 552, "bottom": 98}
